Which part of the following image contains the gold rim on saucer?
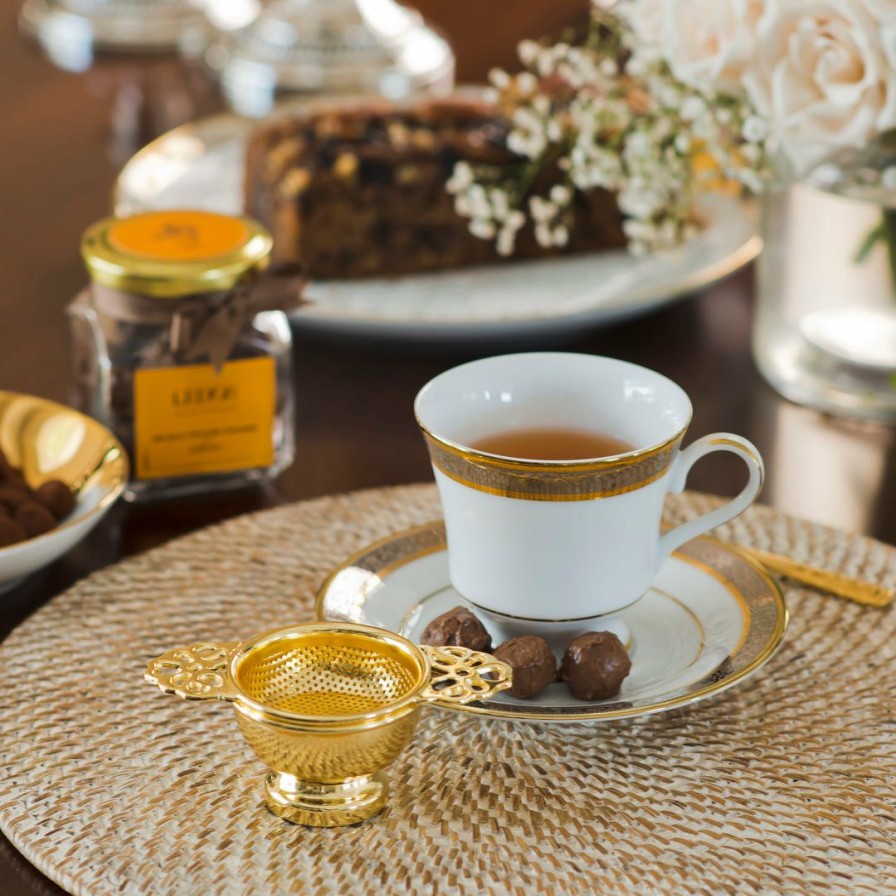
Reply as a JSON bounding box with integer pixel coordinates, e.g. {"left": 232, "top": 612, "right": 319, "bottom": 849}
{"left": 315, "top": 521, "right": 788, "bottom": 723}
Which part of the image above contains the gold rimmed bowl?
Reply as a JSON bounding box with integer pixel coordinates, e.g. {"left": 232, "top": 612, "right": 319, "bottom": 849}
{"left": 0, "top": 391, "right": 128, "bottom": 591}
{"left": 145, "top": 622, "right": 513, "bottom": 827}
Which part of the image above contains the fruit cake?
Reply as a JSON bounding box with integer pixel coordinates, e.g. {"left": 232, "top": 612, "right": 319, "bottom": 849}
{"left": 244, "top": 96, "right": 626, "bottom": 279}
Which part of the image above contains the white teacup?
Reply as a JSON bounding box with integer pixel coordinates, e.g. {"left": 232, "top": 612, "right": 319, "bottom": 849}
{"left": 414, "top": 352, "right": 763, "bottom": 641}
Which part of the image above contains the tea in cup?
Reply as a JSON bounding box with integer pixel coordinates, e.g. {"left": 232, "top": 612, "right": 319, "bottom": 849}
{"left": 415, "top": 352, "right": 763, "bottom": 638}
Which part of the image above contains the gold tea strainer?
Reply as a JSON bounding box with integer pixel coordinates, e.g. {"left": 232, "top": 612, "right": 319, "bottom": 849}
{"left": 144, "top": 622, "right": 512, "bottom": 827}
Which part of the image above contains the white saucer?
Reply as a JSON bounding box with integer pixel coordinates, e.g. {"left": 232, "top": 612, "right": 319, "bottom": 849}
{"left": 316, "top": 522, "right": 788, "bottom": 723}
{"left": 114, "top": 113, "right": 760, "bottom": 342}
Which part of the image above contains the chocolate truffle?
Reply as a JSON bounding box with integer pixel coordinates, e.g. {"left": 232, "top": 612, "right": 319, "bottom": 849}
{"left": 420, "top": 606, "right": 492, "bottom": 652}
{"left": 0, "top": 449, "right": 19, "bottom": 482}
{"left": 35, "top": 479, "right": 76, "bottom": 520}
{"left": 494, "top": 635, "right": 557, "bottom": 699}
{"left": 0, "top": 483, "right": 29, "bottom": 513}
{"left": 15, "top": 501, "right": 57, "bottom": 538}
{"left": 0, "top": 449, "right": 72, "bottom": 548}
{"left": 0, "top": 517, "right": 26, "bottom": 547}
{"left": 561, "top": 631, "right": 632, "bottom": 701}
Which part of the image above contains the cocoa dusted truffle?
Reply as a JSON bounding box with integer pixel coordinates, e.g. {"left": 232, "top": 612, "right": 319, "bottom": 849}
{"left": 0, "top": 517, "right": 26, "bottom": 547}
{"left": 0, "top": 483, "right": 29, "bottom": 513}
{"left": 494, "top": 635, "right": 557, "bottom": 699}
{"left": 0, "top": 448, "right": 76, "bottom": 547}
{"left": 561, "top": 631, "right": 632, "bottom": 701}
{"left": 15, "top": 501, "right": 57, "bottom": 538}
{"left": 35, "top": 479, "right": 76, "bottom": 520}
{"left": 420, "top": 606, "right": 492, "bottom": 652}
{"left": 0, "top": 450, "right": 20, "bottom": 482}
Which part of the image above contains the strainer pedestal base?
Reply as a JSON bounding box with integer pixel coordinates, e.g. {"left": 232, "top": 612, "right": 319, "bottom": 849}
{"left": 264, "top": 771, "right": 388, "bottom": 827}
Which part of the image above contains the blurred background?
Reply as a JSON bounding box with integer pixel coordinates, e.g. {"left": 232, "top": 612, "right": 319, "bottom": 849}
{"left": 2, "top": 0, "right": 894, "bottom": 547}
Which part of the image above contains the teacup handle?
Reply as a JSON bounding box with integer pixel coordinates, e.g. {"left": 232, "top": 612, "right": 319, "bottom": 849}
{"left": 419, "top": 645, "right": 513, "bottom": 705}
{"left": 145, "top": 642, "right": 241, "bottom": 702}
{"left": 657, "top": 433, "right": 764, "bottom": 568}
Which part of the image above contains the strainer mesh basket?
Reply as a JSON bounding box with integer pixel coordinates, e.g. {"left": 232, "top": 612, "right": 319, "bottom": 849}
{"left": 234, "top": 631, "right": 424, "bottom": 716}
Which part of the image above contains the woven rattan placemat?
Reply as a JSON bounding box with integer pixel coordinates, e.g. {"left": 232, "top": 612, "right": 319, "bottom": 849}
{"left": 1, "top": 484, "right": 895, "bottom": 896}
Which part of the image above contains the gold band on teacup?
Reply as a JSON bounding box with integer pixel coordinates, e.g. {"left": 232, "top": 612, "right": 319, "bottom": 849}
{"left": 421, "top": 427, "right": 686, "bottom": 501}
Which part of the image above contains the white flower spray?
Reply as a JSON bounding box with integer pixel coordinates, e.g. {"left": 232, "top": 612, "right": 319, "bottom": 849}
{"left": 447, "top": 10, "right": 772, "bottom": 257}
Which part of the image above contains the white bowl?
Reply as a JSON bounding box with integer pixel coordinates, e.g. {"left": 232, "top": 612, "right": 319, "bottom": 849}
{"left": 0, "top": 392, "right": 128, "bottom": 591}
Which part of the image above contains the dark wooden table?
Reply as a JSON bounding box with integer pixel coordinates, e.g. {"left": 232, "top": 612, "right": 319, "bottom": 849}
{"left": 2, "top": 2, "right": 895, "bottom": 893}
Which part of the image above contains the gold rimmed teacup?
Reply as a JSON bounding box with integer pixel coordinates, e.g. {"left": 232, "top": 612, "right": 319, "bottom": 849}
{"left": 144, "top": 622, "right": 512, "bottom": 827}
{"left": 414, "top": 353, "right": 764, "bottom": 636}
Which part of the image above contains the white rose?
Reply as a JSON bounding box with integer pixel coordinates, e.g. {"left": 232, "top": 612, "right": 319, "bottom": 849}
{"left": 867, "top": 2, "right": 896, "bottom": 128}
{"left": 743, "top": 0, "right": 896, "bottom": 176}
{"left": 619, "top": 0, "right": 761, "bottom": 92}
{"left": 617, "top": 0, "right": 665, "bottom": 52}
{"left": 864, "top": 0, "right": 896, "bottom": 21}
{"left": 660, "top": 0, "right": 763, "bottom": 93}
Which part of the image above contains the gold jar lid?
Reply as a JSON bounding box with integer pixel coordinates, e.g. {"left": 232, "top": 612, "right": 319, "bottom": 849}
{"left": 81, "top": 210, "right": 274, "bottom": 298}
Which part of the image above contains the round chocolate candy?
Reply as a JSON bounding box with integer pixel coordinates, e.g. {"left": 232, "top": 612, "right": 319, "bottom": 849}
{"left": 15, "top": 501, "right": 57, "bottom": 538}
{"left": 35, "top": 479, "right": 76, "bottom": 520}
{"left": 494, "top": 635, "right": 557, "bottom": 699}
{"left": 0, "top": 449, "right": 19, "bottom": 481}
{"left": 0, "top": 483, "right": 29, "bottom": 513}
{"left": 0, "top": 517, "right": 26, "bottom": 547}
{"left": 561, "top": 631, "right": 632, "bottom": 701}
{"left": 420, "top": 606, "right": 492, "bottom": 652}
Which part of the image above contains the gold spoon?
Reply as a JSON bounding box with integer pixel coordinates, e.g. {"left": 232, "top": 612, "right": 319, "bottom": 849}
{"left": 738, "top": 546, "right": 895, "bottom": 608}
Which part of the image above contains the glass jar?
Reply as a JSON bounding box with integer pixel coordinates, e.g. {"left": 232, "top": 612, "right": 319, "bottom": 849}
{"left": 753, "top": 138, "right": 896, "bottom": 422}
{"left": 70, "top": 209, "right": 299, "bottom": 501}
{"left": 19, "top": 0, "right": 210, "bottom": 72}
{"left": 204, "top": 0, "right": 455, "bottom": 118}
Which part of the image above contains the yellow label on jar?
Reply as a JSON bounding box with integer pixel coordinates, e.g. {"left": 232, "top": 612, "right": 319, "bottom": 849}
{"left": 133, "top": 357, "right": 275, "bottom": 480}
{"left": 108, "top": 211, "right": 250, "bottom": 262}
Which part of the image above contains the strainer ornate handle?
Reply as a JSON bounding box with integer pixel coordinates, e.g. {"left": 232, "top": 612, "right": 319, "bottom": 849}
{"left": 145, "top": 642, "right": 241, "bottom": 701}
{"left": 419, "top": 645, "right": 513, "bottom": 705}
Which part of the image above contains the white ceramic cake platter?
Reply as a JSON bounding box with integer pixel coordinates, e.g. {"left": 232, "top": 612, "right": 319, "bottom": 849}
{"left": 115, "top": 114, "right": 761, "bottom": 342}
{"left": 315, "top": 521, "right": 788, "bottom": 723}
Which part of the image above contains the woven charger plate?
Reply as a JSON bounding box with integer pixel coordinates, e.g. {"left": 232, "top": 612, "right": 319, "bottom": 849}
{"left": 1, "top": 485, "right": 896, "bottom": 896}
